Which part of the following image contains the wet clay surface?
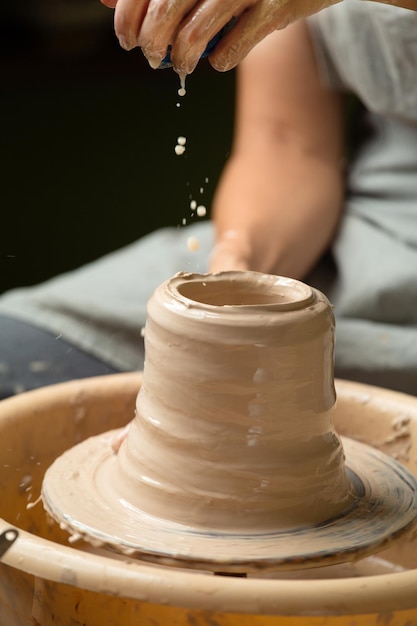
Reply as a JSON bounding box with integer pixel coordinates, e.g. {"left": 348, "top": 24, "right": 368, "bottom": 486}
{"left": 41, "top": 273, "right": 417, "bottom": 572}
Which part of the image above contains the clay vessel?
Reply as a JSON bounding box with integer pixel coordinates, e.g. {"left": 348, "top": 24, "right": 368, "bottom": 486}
{"left": 41, "top": 273, "right": 416, "bottom": 573}
{"left": 116, "top": 272, "right": 351, "bottom": 530}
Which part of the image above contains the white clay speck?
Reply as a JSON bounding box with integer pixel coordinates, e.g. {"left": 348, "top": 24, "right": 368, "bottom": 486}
{"left": 177, "top": 136, "right": 186, "bottom": 146}
{"left": 196, "top": 205, "right": 207, "bottom": 217}
{"left": 190, "top": 200, "right": 197, "bottom": 211}
{"left": 175, "top": 144, "right": 186, "bottom": 156}
{"left": 187, "top": 236, "right": 200, "bottom": 252}
{"left": 200, "top": 187, "right": 204, "bottom": 194}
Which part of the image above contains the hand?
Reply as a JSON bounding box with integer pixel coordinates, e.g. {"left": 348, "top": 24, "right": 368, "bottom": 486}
{"left": 209, "top": 230, "right": 252, "bottom": 273}
{"left": 100, "top": 0, "right": 341, "bottom": 74}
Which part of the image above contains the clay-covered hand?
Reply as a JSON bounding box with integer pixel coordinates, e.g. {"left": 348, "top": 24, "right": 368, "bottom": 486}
{"left": 99, "top": 0, "right": 341, "bottom": 74}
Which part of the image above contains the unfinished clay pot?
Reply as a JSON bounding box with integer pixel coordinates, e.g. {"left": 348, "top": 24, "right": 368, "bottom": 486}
{"left": 41, "top": 273, "right": 417, "bottom": 572}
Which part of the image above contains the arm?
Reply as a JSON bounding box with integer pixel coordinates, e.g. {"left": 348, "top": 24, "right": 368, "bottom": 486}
{"left": 209, "top": 20, "right": 344, "bottom": 279}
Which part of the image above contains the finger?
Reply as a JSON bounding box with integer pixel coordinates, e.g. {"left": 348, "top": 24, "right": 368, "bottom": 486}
{"left": 114, "top": 0, "right": 149, "bottom": 50}
{"left": 170, "top": 0, "right": 250, "bottom": 75}
{"left": 139, "top": 0, "right": 198, "bottom": 69}
{"left": 208, "top": 2, "right": 278, "bottom": 72}
{"left": 209, "top": 0, "right": 341, "bottom": 71}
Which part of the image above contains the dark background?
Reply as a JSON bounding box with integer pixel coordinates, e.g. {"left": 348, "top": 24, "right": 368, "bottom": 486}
{"left": 1, "top": 1, "right": 235, "bottom": 295}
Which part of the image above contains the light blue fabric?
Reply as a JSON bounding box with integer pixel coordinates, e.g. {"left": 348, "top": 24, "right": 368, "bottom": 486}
{"left": 1, "top": 0, "right": 417, "bottom": 392}
{"left": 0, "top": 223, "right": 213, "bottom": 371}
{"left": 309, "top": 0, "right": 417, "bottom": 121}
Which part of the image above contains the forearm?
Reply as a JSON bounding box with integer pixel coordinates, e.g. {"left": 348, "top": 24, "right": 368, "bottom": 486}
{"left": 211, "top": 146, "right": 344, "bottom": 278}
{"left": 210, "top": 22, "right": 344, "bottom": 277}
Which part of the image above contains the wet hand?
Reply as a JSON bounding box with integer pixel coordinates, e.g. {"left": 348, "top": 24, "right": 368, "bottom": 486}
{"left": 100, "top": 0, "right": 341, "bottom": 74}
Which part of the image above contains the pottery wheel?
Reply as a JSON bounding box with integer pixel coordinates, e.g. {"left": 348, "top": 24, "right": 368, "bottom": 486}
{"left": 42, "top": 432, "right": 417, "bottom": 573}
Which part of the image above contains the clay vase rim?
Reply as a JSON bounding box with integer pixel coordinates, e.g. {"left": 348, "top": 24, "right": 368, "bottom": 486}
{"left": 167, "top": 271, "right": 316, "bottom": 312}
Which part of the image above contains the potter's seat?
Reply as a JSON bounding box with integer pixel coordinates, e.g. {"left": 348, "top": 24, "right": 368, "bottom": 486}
{"left": 41, "top": 272, "right": 417, "bottom": 574}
